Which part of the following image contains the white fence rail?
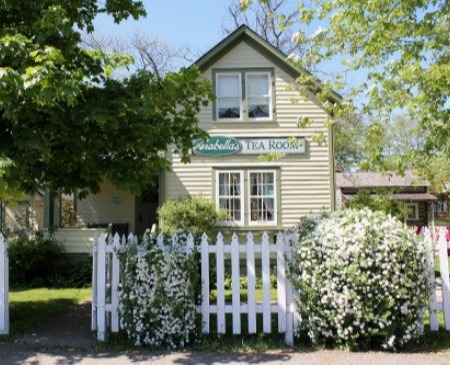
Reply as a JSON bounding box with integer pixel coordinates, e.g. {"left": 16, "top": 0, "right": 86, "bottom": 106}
{"left": 92, "top": 229, "right": 450, "bottom": 342}
{"left": 0, "top": 234, "right": 9, "bottom": 335}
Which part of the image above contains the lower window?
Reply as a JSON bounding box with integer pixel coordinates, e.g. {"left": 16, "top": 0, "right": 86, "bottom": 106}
{"left": 216, "top": 169, "right": 277, "bottom": 226}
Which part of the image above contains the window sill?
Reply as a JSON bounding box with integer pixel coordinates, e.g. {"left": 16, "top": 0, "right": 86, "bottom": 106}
{"left": 213, "top": 120, "right": 278, "bottom": 128}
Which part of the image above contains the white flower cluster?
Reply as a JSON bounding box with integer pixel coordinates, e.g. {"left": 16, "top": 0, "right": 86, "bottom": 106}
{"left": 117, "top": 231, "right": 199, "bottom": 349}
{"left": 289, "top": 208, "right": 431, "bottom": 350}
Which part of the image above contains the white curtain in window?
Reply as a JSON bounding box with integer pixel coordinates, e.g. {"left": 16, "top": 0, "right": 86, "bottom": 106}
{"left": 247, "top": 74, "right": 269, "bottom": 96}
{"left": 217, "top": 75, "right": 240, "bottom": 96}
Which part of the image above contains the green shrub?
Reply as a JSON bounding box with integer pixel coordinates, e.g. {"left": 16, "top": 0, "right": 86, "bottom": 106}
{"left": 64, "top": 259, "right": 93, "bottom": 288}
{"left": 8, "top": 232, "right": 65, "bottom": 288}
{"left": 289, "top": 208, "right": 431, "bottom": 350}
{"left": 346, "top": 188, "right": 406, "bottom": 220}
{"left": 158, "top": 195, "right": 228, "bottom": 240}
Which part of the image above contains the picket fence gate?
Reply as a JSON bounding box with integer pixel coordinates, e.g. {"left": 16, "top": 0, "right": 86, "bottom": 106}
{"left": 92, "top": 228, "right": 450, "bottom": 343}
{"left": 0, "top": 234, "right": 9, "bottom": 335}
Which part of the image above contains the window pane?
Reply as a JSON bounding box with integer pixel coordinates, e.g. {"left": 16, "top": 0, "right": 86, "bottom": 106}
{"left": 61, "top": 193, "right": 76, "bottom": 227}
{"left": 250, "top": 172, "right": 276, "bottom": 223}
{"left": 247, "top": 74, "right": 269, "bottom": 96}
{"left": 217, "top": 75, "right": 240, "bottom": 96}
{"left": 218, "top": 172, "right": 242, "bottom": 222}
{"left": 218, "top": 97, "right": 241, "bottom": 119}
{"left": 248, "top": 97, "right": 270, "bottom": 118}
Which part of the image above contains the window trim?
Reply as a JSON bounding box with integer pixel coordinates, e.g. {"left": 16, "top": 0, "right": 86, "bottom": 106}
{"left": 215, "top": 72, "right": 243, "bottom": 121}
{"left": 214, "top": 168, "right": 279, "bottom": 227}
{"left": 247, "top": 169, "right": 277, "bottom": 226}
{"left": 212, "top": 68, "right": 276, "bottom": 123}
{"left": 245, "top": 71, "right": 272, "bottom": 121}
{"left": 215, "top": 170, "right": 244, "bottom": 226}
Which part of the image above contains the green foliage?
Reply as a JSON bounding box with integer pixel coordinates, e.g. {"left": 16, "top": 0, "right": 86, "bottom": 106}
{"left": 8, "top": 233, "right": 65, "bottom": 288}
{"left": 346, "top": 188, "right": 406, "bottom": 221}
{"left": 117, "top": 231, "right": 200, "bottom": 349}
{"left": 158, "top": 196, "right": 228, "bottom": 240}
{"left": 244, "top": 0, "right": 450, "bottom": 172}
{"left": 0, "top": 1, "right": 212, "bottom": 197}
{"left": 63, "top": 259, "right": 93, "bottom": 288}
{"left": 289, "top": 209, "right": 431, "bottom": 350}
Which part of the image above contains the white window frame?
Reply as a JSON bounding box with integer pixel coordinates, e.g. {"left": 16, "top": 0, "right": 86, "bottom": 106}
{"left": 405, "top": 203, "right": 419, "bottom": 221}
{"left": 247, "top": 169, "right": 277, "bottom": 226}
{"left": 216, "top": 72, "right": 242, "bottom": 121}
{"left": 216, "top": 170, "right": 244, "bottom": 226}
{"left": 245, "top": 72, "right": 272, "bottom": 121}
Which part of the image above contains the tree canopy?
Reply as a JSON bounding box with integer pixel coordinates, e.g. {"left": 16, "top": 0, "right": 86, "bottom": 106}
{"left": 242, "top": 0, "right": 450, "bottom": 175}
{"left": 0, "top": 1, "right": 212, "bottom": 197}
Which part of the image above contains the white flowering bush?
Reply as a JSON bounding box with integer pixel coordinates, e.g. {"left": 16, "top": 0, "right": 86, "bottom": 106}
{"left": 289, "top": 208, "right": 432, "bottom": 350}
{"left": 117, "top": 231, "right": 200, "bottom": 349}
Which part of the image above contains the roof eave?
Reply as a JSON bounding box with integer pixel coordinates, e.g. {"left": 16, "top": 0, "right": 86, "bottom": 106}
{"left": 194, "top": 25, "right": 343, "bottom": 104}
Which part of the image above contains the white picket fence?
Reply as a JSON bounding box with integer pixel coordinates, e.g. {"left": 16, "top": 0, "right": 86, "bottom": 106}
{"left": 91, "top": 231, "right": 300, "bottom": 344}
{"left": 422, "top": 228, "right": 450, "bottom": 330}
{"left": 92, "top": 229, "right": 450, "bottom": 343}
{"left": 0, "top": 234, "right": 9, "bottom": 335}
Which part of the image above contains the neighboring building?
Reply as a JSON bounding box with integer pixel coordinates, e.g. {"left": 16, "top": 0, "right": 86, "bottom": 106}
{"left": 43, "top": 25, "right": 340, "bottom": 254}
{"left": 433, "top": 182, "right": 450, "bottom": 219}
{"left": 336, "top": 171, "right": 437, "bottom": 226}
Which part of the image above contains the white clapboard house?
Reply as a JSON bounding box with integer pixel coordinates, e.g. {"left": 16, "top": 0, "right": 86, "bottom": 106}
{"left": 41, "top": 25, "right": 340, "bottom": 256}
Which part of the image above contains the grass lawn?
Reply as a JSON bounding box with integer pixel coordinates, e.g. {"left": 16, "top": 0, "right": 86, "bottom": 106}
{"left": 3, "top": 286, "right": 450, "bottom": 353}
{"left": 6, "top": 287, "right": 91, "bottom": 338}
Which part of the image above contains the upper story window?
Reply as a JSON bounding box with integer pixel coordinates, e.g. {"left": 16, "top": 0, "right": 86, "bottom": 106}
{"left": 217, "top": 73, "right": 242, "bottom": 119}
{"left": 246, "top": 73, "right": 271, "bottom": 119}
{"left": 214, "top": 69, "right": 274, "bottom": 122}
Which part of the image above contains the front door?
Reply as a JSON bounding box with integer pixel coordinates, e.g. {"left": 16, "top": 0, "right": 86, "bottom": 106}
{"left": 135, "top": 176, "right": 159, "bottom": 236}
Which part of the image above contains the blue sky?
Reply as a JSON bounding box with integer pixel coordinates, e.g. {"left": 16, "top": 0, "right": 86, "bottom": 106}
{"left": 94, "top": 0, "right": 234, "bottom": 55}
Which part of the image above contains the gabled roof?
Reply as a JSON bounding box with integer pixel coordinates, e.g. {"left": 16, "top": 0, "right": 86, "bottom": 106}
{"left": 336, "top": 171, "right": 431, "bottom": 189}
{"left": 194, "top": 25, "right": 342, "bottom": 103}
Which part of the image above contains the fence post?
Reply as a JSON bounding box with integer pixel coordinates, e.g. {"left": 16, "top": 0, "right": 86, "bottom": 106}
{"left": 285, "top": 233, "right": 295, "bottom": 346}
{"left": 231, "top": 232, "right": 241, "bottom": 334}
{"left": 423, "top": 228, "right": 439, "bottom": 330}
{"left": 0, "top": 234, "right": 9, "bottom": 335}
{"left": 261, "top": 232, "right": 271, "bottom": 333}
{"left": 110, "top": 233, "right": 121, "bottom": 333}
{"left": 200, "top": 233, "right": 210, "bottom": 333}
{"left": 438, "top": 230, "right": 450, "bottom": 330}
{"left": 216, "top": 232, "right": 226, "bottom": 334}
{"left": 246, "top": 232, "right": 256, "bottom": 334}
{"left": 276, "top": 232, "right": 287, "bottom": 333}
{"left": 91, "top": 234, "right": 98, "bottom": 331}
{"left": 96, "top": 233, "right": 107, "bottom": 341}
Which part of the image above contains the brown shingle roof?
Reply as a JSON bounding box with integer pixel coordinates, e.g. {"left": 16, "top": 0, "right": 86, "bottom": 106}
{"left": 336, "top": 170, "right": 430, "bottom": 188}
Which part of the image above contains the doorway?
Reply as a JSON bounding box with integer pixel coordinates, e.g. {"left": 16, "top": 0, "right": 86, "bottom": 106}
{"left": 135, "top": 176, "right": 160, "bottom": 236}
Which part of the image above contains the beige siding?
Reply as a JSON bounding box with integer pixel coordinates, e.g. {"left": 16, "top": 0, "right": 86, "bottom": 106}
{"left": 165, "top": 40, "right": 333, "bottom": 229}
{"left": 52, "top": 228, "right": 105, "bottom": 254}
{"left": 76, "top": 180, "right": 136, "bottom": 232}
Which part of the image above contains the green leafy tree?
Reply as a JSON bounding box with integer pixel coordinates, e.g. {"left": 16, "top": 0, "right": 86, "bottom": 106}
{"left": 0, "top": 1, "right": 213, "bottom": 198}
{"left": 242, "top": 0, "right": 450, "bottom": 171}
